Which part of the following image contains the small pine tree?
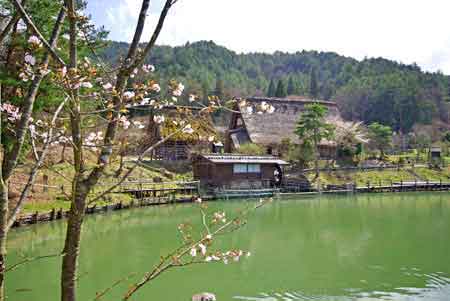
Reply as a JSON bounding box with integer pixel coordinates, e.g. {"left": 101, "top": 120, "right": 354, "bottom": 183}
{"left": 309, "top": 67, "right": 319, "bottom": 99}
{"left": 287, "top": 77, "right": 296, "bottom": 95}
{"left": 275, "top": 79, "right": 287, "bottom": 98}
{"left": 267, "top": 79, "right": 276, "bottom": 97}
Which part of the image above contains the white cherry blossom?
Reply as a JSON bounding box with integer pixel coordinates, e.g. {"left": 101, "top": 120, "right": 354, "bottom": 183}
{"left": 102, "top": 82, "right": 113, "bottom": 90}
{"left": 123, "top": 91, "right": 135, "bottom": 100}
{"left": 153, "top": 115, "right": 165, "bottom": 124}
{"left": 28, "top": 35, "right": 41, "bottom": 47}
{"left": 24, "top": 53, "right": 36, "bottom": 66}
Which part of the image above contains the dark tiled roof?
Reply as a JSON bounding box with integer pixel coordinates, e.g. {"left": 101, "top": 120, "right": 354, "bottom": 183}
{"left": 201, "top": 153, "right": 289, "bottom": 165}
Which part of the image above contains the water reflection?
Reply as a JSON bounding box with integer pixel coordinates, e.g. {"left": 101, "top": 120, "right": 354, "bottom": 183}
{"left": 7, "top": 192, "right": 450, "bottom": 301}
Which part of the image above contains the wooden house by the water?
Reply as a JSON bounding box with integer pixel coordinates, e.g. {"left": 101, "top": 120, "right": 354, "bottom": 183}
{"left": 192, "top": 153, "right": 289, "bottom": 189}
{"left": 225, "top": 96, "right": 341, "bottom": 158}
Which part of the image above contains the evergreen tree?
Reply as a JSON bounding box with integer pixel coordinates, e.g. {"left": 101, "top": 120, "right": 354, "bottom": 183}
{"left": 275, "top": 79, "right": 287, "bottom": 98}
{"left": 368, "top": 122, "right": 393, "bottom": 159}
{"left": 309, "top": 67, "right": 319, "bottom": 99}
{"left": 287, "top": 77, "right": 296, "bottom": 95}
{"left": 267, "top": 79, "right": 276, "bottom": 97}
{"left": 295, "top": 104, "right": 334, "bottom": 178}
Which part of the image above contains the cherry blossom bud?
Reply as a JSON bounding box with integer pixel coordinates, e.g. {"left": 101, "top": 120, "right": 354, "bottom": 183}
{"left": 198, "top": 243, "right": 207, "bottom": 256}
{"left": 81, "top": 82, "right": 93, "bottom": 89}
{"left": 151, "top": 83, "right": 161, "bottom": 93}
{"left": 102, "top": 82, "right": 113, "bottom": 90}
{"left": 182, "top": 124, "right": 194, "bottom": 134}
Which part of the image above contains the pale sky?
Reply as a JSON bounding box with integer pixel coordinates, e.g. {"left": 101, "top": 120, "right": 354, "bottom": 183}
{"left": 87, "top": 0, "right": 450, "bottom": 74}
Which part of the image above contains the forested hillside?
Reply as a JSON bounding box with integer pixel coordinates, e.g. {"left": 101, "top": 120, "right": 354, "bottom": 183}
{"left": 100, "top": 40, "right": 450, "bottom": 133}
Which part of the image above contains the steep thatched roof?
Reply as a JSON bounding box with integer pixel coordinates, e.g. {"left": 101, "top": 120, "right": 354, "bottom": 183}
{"left": 237, "top": 96, "right": 340, "bottom": 146}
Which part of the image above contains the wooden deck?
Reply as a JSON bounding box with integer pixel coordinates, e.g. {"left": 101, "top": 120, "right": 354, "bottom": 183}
{"left": 116, "top": 180, "right": 200, "bottom": 200}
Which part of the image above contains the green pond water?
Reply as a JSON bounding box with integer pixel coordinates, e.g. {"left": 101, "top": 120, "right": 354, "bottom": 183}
{"left": 6, "top": 192, "right": 450, "bottom": 301}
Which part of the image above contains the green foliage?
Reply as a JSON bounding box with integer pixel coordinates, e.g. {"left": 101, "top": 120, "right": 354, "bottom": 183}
{"left": 443, "top": 131, "right": 450, "bottom": 143}
{"left": 287, "top": 77, "right": 296, "bottom": 95}
{"left": 267, "top": 79, "right": 276, "bottom": 97}
{"left": 214, "top": 78, "right": 224, "bottom": 99}
{"left": 295, "top": 104, "right": 334, "bottom": 173}
{"left": 309, "top": 67, "right": 319, "bottom": 98}
{"left": 295, "top": 104, "right": 335, "bottom": 146}
{"left": 99, "top": 41, "right": 450, "bottom": 132}
{"left": 234, "top": 143, "right": 266, "bottom": 155}
{"left": 286, "top": 144, "right": 314, "bottom": 168}
{"left": 368, "top": 122, "right": 393, "bottom": 158}
{"left": 275, "top": 79, "right": 287, "bottom": 97}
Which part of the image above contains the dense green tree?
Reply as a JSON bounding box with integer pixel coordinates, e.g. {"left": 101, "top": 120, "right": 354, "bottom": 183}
{"left": 287, "top": 77, "right": 296, "bottom": 95}
{"left": 295, "top": 104, "right": 335, "bottom": 178}
{"left": 309, "top": 67, "right": 319, "bottom": 98}
{"left": 368, "top": 122, "right": 393, "bottom": 159}
{"left": 275, "top": 79, "right": 287, "bottom": 98}
{"left": 267, "top": 78, "right": 276, "bottom": 97}
{"left": 100, "top": 40, "right": 450, "bottom": 132}
{"left": 214, "top": 77, "right": 224, "bottom": 99}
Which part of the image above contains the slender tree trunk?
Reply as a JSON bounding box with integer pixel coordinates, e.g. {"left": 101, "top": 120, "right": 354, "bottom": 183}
{"left": 60, "top": 144, "right": 66, "bottom": 163}
{"left": 60, "top": 183, "right": 88, "bottom": 301}
{"left": 0, "top": 79, "right": 8, "bottom": 301}
{"left": 0, "top": 181, "right": 8, "bottom": 301}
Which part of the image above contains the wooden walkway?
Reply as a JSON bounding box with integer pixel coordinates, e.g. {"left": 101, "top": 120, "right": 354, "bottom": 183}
{"left": 215, "top": 188, "right": 280, "bottom": 199}
{"left": 356, "top": 181, "right": 450, "bottom": 193}
{"left": 116, "top": 180, "right": 200, "bottom": 200}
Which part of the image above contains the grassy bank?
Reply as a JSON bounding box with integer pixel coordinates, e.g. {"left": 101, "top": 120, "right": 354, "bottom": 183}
{"left": 306, "top": 166, "right": 450, "bottom": 189}
{"left": 12, "top": 158, "right": 193, "bottom": 215}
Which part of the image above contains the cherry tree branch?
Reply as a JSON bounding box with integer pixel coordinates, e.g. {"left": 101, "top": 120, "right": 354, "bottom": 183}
{"left": 6, "top": 97, "right": 69, "bottom": 230}
{"left": 5, "top": 253, "right": 62, "bottom": 273}
{"left": 9, "top": 0, "right": 66, "bottom": 66}
{"left": 2, "top": 5, "right": 66, "bottom": 181}
{"left": 88, "top": 129, "right": 182, "bottom": 204}
{"left": 84, "top": 0, "right": 178, "bottom": 198}
{"left": 122, "top": 199, "right": 269, "bottom": 300}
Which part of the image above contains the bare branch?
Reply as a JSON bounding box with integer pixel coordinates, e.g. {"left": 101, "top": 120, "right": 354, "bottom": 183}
{"left": 132, "top": 0, "right": 175, "bottom": 69}
{"left": 88, "top": 129, "right": 181, "bottom": 204}
{"left": 5, "top": 253, "right": 62, "bottom": 273}
{"left": 122, "top": 199, "right": 270, "bottom": 300}
{"left": 0, "top": 12, "right": 19, "bottom": 45}
{"left": 93, "top": 272, "right": 137, "bottom": 301}
{"left": 6, "top": 97, "right": 69, "bottom": 230}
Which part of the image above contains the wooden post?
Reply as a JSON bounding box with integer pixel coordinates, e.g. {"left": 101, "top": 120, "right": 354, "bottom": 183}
{"left": 50, "top": 208, "right": 56, "bottom": 220}
{"left": 32, "top": 211, "right": 39, "bottom": 224}
{"left": 57, "top": 208, "right": 63, "bottom": 219}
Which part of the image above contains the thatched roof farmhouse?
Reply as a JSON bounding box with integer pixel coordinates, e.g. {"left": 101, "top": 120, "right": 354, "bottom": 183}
{"left": 225, "top": 96, "right": 341, "bottom": 157}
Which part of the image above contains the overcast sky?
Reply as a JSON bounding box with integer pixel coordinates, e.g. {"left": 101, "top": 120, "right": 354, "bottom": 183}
{"left": 87, "top": 0, "right": 450, "bottom": 74}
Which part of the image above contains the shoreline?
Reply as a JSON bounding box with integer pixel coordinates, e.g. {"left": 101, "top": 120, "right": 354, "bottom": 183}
{"left": 12, "top": 187, "right": 450, "bottom": 228}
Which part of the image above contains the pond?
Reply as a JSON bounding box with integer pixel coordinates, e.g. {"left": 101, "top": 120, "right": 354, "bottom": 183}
{"left": 6, "top": 192, "right": 450, "bottom": 300}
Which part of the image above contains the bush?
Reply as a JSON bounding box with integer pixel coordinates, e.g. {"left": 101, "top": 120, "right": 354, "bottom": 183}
{"left": 235, "top": 143, "right": 267, "bottom": 155}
